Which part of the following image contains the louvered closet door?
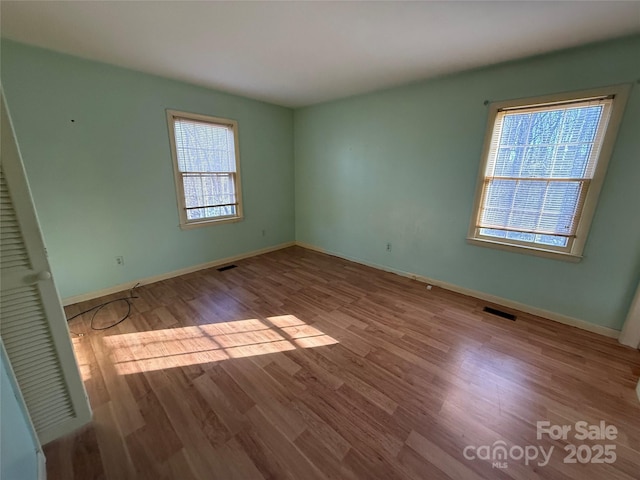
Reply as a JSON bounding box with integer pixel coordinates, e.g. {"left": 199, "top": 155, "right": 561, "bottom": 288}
{"left": 0, "top": 91, "right": 91, "bottom": 445}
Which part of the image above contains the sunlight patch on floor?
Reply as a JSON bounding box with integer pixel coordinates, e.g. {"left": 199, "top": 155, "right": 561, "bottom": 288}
{"left": 102, "top": 315, "right": 338, "bottom": 374}
{"left": 72, "top": 336, "right": 92, "bottom": 381}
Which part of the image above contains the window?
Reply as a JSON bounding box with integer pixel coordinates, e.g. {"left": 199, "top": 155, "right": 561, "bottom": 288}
{"left": 167, "top": 110, "right": 243, "bottom": 228}
{"left": 468, "top": 86, "right": 629, "bottom": 260}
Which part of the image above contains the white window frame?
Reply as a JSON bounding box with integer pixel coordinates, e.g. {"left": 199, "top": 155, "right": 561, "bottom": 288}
{"left": 468, "top": 85, "right": 630, "bottom": 261}
{"left": 166, "top": 109, "right": 243, "bottom": 229}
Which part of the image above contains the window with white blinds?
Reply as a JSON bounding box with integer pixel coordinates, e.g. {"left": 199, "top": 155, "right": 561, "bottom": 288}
{"left": 167, "top": 110, "right": 242, "bottom": 228}
{"left": 469, "top": 86, "right": 629, "bottom": 260}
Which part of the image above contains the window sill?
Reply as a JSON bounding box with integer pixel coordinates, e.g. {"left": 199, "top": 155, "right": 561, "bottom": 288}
{"left": 466, "top": 237, "right": 583, "bottom": 262}
{"left": 179, "top": 215, "right": 243, "bottom": 230}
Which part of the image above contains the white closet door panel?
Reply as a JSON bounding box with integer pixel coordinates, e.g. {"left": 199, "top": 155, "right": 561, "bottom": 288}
{"left": 0, "top": 91, "right": 91, "bottom": 445}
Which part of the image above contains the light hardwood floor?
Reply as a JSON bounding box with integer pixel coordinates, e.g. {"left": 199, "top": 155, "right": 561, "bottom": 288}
{"left": 46, "top": 246, "right": 640, "bottom": 479}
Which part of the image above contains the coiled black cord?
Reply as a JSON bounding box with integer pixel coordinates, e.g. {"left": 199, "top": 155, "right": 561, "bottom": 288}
{"left": 67, "top": 283, "right": 139, "bottom": 335}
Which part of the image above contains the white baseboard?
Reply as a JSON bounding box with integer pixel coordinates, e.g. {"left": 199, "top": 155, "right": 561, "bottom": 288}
{"left": 295, "top": 241, "right": 620, "bottom": 339}
{"left": 62, "top": 242, "right": 295, "bottom": 306}
{"left": 37, "top": 449, "right": 46, "bottom": 480}
{"left": 63, "top": 239, "right": 620, "bottom": 339}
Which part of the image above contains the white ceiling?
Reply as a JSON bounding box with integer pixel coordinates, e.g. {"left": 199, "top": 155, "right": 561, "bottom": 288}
{"left": 2, "top": 1, "right": 639, "bottom": 107}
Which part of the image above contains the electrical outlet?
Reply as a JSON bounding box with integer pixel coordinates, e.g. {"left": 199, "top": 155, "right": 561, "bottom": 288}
{"left": 115, "top": 256, "right": 124, "bottom": 266}
{"left": 386, "top": 243, "right": 392, "bottom": 252}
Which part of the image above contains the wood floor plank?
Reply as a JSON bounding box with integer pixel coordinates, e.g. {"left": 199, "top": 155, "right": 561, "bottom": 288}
{"left": 165, "top": 449, "right": 199, "bottom": 480}
{"left": 406, "top": 430, "right": 487, "bottom": 480}
{"left": 45, "top": 246, "right": 640, "bottom": 480}
{"left": 289, "top": 399, "right": 352, "bottom": 460}
{"left": 396, "top": 445, "right": 452, "bottom": 480}
{"left": 92, "top": 402, "right": 137, "bottom": 480}
{"left": 221, "top": 358, "right": 307, "bottom": 441}
{"left": 234, "top": 427, "right": 292, "bottom": 480}
{"left": 213, "top": 437, "right": 266, "bottom": 480}
{"left": 192, "top": 371, "right": 248, "bottom": 436}
{"left": 142, "top": 376, "right": 224, "bottom": 479}
{"left": 246, "top": 405, "right": 326, "bottom": 480}
{"left": 293, "top": 429, "right": 359, "bottom": 480}
{"left": 70, "top": 425, "right": 107, "bottom": 480}
{"left": 41, "top": 428, "right": 75, "bottom": 479}
{"left": 87, "top": 329, "right": 145, "bottom": 436}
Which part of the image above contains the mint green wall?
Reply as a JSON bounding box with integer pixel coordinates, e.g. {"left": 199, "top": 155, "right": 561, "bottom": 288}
{"left": 1, "top": 40, "right": 294, "bottom": 299}
{"left": 2, "top": 37, "right": 639, "bottom": 330}
{"left": 1, "top": 346, "right": 39, "bottom": 480}
{"left": 295, "top": 36, "right": 640, "bottom": 330}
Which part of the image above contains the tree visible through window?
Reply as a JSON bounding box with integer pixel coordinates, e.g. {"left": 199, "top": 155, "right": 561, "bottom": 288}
{"left": 469, "top": 86, "right": 629, "bottom": 259}
{"left": 167, "top": 110, "right": 242, "bottom": 228}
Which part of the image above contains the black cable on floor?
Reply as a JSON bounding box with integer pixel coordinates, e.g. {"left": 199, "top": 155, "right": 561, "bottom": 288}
{"left": 67, "top": 283, "right": 140, "bottom": 335}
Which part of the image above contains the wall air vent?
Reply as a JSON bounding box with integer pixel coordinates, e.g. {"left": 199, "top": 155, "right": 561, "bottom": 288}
{"left": 483, "top": 306, "right": 516, "bottom": 321}
{"left": 217, "top": 264, "right": 238, "bottom": 272}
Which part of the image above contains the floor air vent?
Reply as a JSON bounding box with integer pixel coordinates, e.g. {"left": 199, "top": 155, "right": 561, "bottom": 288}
{"left": 483, "top": 306, "right": 516, "bottom": 321}
{"left": 217, "top": 264, "right": 238, "bottom": 272}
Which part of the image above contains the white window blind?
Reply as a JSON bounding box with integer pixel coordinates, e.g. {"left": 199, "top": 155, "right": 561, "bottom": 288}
{"left": 476, "top": 97, "right": 613, "bottom": 249}
{"left": 168, "top": 112, "right": 242, "bottom": 227}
